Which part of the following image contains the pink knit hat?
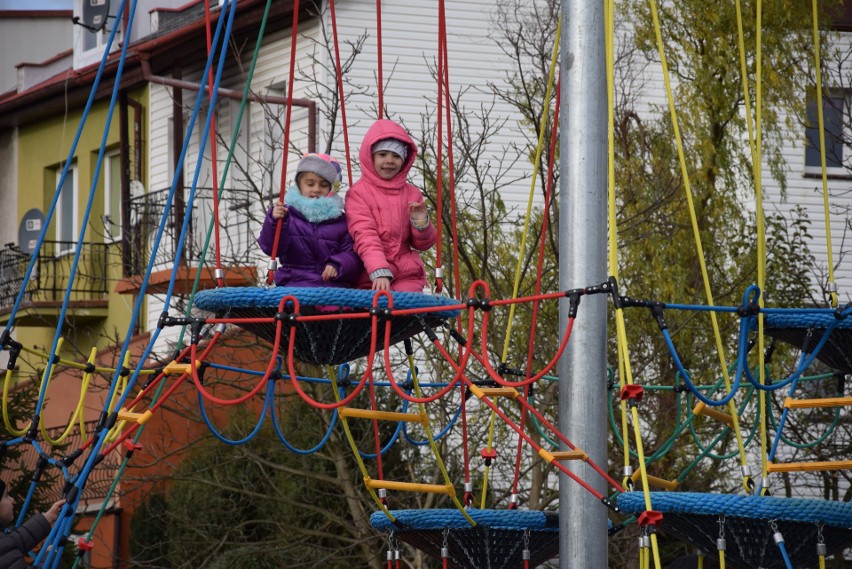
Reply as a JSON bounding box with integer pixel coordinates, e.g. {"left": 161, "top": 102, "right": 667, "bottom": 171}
{"left": 295, "top": 153, "right": 343, "bottom": 192}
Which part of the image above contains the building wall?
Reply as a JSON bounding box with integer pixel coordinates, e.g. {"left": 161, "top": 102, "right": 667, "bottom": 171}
{"left": 0, "top": 12, "right": 71, "bottom": 95}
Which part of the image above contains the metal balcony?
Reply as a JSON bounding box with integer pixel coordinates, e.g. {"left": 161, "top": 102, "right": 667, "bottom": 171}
{"left": 0, "top": 241, "right": 110, "bottom": 326}
{"left": 121, "top": 187, "right": 260, "bottom": 293}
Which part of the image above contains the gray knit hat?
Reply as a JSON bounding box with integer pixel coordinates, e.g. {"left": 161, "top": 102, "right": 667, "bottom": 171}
{"left": 295, "top": 153, "right": 343, "bottom": 192}
{"left": 371, "top": 138, "right": 409, "bottom": 161}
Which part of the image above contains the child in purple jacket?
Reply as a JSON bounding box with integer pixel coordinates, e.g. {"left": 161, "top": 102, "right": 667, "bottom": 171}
{"left": 258, "top": 153, "right": 362, "bottom": 288}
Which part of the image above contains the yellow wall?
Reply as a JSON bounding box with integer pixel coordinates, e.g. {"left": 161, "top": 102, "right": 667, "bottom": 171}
{"left": 12, "top": 86, "right": 149, "bottom": 377}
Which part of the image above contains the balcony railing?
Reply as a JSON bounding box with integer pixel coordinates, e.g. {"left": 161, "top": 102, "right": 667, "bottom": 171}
{"left": 126, "top": 187, "right": 260, "bottom": 276}
{"left": 0, "top": 241, "right": 109, "bottom": 310}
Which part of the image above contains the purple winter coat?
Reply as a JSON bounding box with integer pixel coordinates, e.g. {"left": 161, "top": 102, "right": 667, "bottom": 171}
{"left": 257, "top": 204, "right": 362, "bottom": 288}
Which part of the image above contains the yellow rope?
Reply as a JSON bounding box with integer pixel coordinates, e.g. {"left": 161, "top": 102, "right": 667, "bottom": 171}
{"left": 330, "top": 367, "right": 393, "bottom": 520}
{"left": 2, "top": 368, "right": 27, "bottom": 436}
{"left": 478, "top": 410, "right": 498, "bottom": 509}
{"left": 500, "top": 16, "right": 561, "bottom": 364}
{"left": 648, "top": 0, "right": 753, "bottom": 495}
{"left": 19, "top": 343, "right": 154, "bottom": 376}
{"left": 811, "top": 0, "right": 839, "bottom": 308}
{"left": 733, "top": 0, "right": 762, "bottom": 492}
{"left": 752, "top": 0, "right": 771, "bottom": 492}
{"left": 39, "top": 346, "right": 98, "bottom": 445}
{"left": 405, "top": 353, "right": 473, "bottom": 522}
{"left": 333, "top": 361, "right": 474, "bottom": 526}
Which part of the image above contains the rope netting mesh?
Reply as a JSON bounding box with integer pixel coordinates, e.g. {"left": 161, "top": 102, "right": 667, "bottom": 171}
{"left": 370, "top": 509, "right": 559, "bottom": 569}
{"left": 4, "top": 0, "right": 852, "bottom": 567}
{"left": 618, "top": 492, "right": 852, "bottom": 569}
{"left": 193, "top": 287, "right": 461, "bottom": 364}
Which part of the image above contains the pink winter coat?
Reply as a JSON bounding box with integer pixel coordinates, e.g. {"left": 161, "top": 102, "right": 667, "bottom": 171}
{"left": 345, "top": 120, "right": 437, "bottom": 292}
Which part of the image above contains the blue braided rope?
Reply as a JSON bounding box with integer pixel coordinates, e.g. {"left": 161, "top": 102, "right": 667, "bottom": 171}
{"left": 617, "top": 492, "right": 852, "bottom": 528}
{"left": 760, "top": 311, "right": 852, "bottom": 330}
{"left": 371, "top": 509, "right": 558, "bottom": 531}
{"left": 195, "top": 286, "right": 462, "bottom": 318}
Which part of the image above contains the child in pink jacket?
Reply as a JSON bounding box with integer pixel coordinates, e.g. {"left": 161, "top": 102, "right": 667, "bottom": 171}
{"left": 345, "top": 120, "right": 437, "bottom": 292}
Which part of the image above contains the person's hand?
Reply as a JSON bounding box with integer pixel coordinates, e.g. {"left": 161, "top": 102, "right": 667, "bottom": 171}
{"left": 408, "top": 202, "right": 428, "bottom": 225}
{"left": 271, "top": 202, "right": 288, "bottom": 220}
{"left": 372, "top": 277, "right": 391, "bottom": 291}
{"left": 44, "top": 499, "right": 66, "bottom": 524}
{"left": 322, "top": 264, "right": 338, "bottom": 281}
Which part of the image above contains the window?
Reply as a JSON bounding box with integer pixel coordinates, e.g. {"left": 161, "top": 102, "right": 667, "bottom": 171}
{"left": 56, "top": 164, "right": 78, "bottom": 255}
{"left": 104, "top": 150, "right": 122, "bottom": 241}
{"left": 73, "top": 0, "right": 122, "bottom": 69}
{"left": 805, "top": 94, "right": 848, "bottom": 176}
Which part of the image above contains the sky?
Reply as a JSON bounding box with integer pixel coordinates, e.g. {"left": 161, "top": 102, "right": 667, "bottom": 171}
{"left": 0, "top": 0, "right": 72, "bottom": 9}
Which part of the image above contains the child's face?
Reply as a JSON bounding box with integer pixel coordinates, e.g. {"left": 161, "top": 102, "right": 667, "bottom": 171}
{"left": 372, "top": 151, "right": 404, "bottom": 180}
{"left": 0, "top": 492, "right": 14, "bottom": 526}
{"left": 298, "top": 172, "right": 332, "bottom": 198}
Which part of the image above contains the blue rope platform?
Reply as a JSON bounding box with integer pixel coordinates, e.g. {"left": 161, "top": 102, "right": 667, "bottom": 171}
{"left": 756, "top": 312, "right": 852, "bottom": 373}
{"left": 194, "top": 287, "right": 461, "bottom": 365}
{"left": 618, "top": 491, "right": 852, "bottom": 568}
{"left": 371, "top": 509, "right": 559, "bottom": 569}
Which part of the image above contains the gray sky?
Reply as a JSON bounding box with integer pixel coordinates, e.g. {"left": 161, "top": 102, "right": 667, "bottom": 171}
{"left": 0, "top": 0, "right": 73, "bottom": 9}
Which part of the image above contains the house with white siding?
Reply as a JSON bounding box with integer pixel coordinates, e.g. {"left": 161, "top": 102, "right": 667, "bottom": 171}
{"left": 1, "top": 0, "right": 852, "bottom": 566}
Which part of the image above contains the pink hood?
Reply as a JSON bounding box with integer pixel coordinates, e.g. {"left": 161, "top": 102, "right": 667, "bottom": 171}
{"left": 358, "top": 119, "right": 418, "bottom": 191}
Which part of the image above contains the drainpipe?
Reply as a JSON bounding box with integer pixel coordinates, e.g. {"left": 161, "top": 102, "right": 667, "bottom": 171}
{"left": 140, "top": 57, "right": 317, "bottom": 152}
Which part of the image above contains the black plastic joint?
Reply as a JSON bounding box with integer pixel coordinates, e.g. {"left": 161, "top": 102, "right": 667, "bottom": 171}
{"left": 118, "top": 367, "right": 130, "bottom": 377}
{"left": 84, "top": 362, "right": 96, "bottom": 374}
{"left": 369, "top": 307, "right": 392, "bottom": 319}
{"left": 190, "top": 319, "right": 204, "bottom": 345}
{"left": 737, "top": 302, "right": 760, "bottom": 317}
{"left": 480, "top": 298, "right": 492, "bottom": 312}
{"left": 157, "top": 311, "right": 171, "bottom": 329}
{"left": 105, "top": 411, "right": 118, "bottom": 430}
{"left": 422, "top": 322, "right": 438, "bottom": 342}
{"left": 65, "top": 486, "right": 79, "bottom": 504}
{"left": 61, "top": 448, "right": 83, "bottom": 467}
{"left": 93, "top": 453, "right": 106, "bottom": 467}
{"left": 608, "top": 276, "right": 622, "bottom": 309}
{"left": 567, "top": 291, "right": 581, "bottom": 318}
{"left": 0, "top": 330, "right": 21, "bottom": 351}
{"left": 601, "top": 496, "right": 620, "bottom": 513}
{"left": 649, "top": 303, "right": 668, "bottom": 330}
{"left": 465, "top": 297, "right": 480, "bottom": 310}
{"left": 95, "top": 411, "right": 109, "bottom": 433}
{"left": 25, "top": 415, "right": 40, "bottom": 441}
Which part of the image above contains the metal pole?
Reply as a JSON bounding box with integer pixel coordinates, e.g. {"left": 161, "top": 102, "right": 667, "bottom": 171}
{"left": 559, "top": 0, "right": 608, "bottom": 566}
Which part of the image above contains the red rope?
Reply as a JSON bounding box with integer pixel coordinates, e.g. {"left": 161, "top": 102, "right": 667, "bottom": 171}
{"left": 434, "top": 0, "right": 445, "bottom": 293}
{"left": 513, "top": 77, "right": 561, "bottom": 500}
{"left": 266, "top": 0, "right": 301, "bottom": 285}
{"left": 328, "top": 0, "right": 354, "bottom": 186}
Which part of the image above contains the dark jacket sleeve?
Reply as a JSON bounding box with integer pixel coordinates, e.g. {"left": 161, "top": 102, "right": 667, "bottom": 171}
{"left": 257, "top": 207, "right": 290, "bottom": 258}
{"left": 0, "top": 514, "right": 51, "bottom": 569}
{"left": 327, "top": 230, "right": 363, "bottom": 286}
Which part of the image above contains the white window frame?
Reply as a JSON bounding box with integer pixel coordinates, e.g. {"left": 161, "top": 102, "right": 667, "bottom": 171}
{"left": 804, "top": 92, "right": 850, "bottom": 178}
{"left": 56, "top": 164, "right": 79, "bottom": 256}
{"left": 104, "top": 149, "right": 122, "bottom": 242}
